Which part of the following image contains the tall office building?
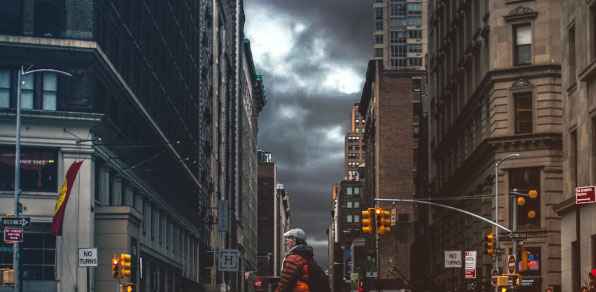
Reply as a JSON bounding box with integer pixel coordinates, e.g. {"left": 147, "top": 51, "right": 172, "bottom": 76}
{"left": 0, "top": 0, "right": 266, "bottom": 291}
{"left": 373, "top": 0, "right": 428, "bottom": 70}
{"left": 421, "top": 1, "right": 563, "bottom": 292}
{"left": 345, "top": 103, "right": 366, "bottom": 180}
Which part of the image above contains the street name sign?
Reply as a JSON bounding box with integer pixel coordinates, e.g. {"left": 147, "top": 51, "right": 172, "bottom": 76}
{"left": 508, "top": 255, "right": 516, "bottom": 274}
{"left": 218, "top": 249, "right": 239, "bottom": 272}
{"left": 78, "top": 248, "right": 98, "bottom": 267}
{"left": 493, "top": 248, "right": 505, "bottom": 255}
{"left": 465, "top": 251, "right": 476, "bottom": 279}
{"left": 576, "top": 186, "right": 596, "bottom": 204}
{"left": 4, "top": 227, "right": 23, "bottom": 242}
{"left": 445, "top": 250, "right": 462, "bottom": 268}
{"left": 1, "top": 217, "right": 30, "bottom": 227}
{"left": 507, "top": 232, "right": 528, "bottom": 240}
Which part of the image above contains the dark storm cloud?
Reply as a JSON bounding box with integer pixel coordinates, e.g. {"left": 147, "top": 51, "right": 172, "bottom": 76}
{"left": 245, "top": 0, "right": 372, "bottom": 266}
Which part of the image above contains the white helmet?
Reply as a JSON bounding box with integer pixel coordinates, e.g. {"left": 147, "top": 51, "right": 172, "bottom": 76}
{"left": 284, "top": 228, "right": 306, "bottom": 241}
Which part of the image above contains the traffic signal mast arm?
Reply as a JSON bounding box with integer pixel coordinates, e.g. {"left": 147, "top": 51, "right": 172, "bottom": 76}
{"left": 374, "top": 198, "right": 511, "bottom": 232}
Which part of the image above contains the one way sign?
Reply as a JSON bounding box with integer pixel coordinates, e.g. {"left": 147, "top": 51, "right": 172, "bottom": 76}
{"left": 2, "top": 217, "right": 30, "bottom": 227}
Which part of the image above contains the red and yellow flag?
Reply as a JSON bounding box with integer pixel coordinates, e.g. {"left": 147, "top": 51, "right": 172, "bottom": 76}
{"left": 51, "top": 160, "right": 83, "bottom": 236}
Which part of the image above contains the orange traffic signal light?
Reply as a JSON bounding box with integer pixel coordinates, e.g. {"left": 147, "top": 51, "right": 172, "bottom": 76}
{"left": 120, "top": 253, "right": 132, "bottom": 277}
{"left": 378, "top": 210, "right": 391, "bottom": 234}
{"left": 484, "top": 233, "right": 495, "bottom": 256}
{"left": 361, "top": 208, "right": 373, "bottom": 234}
{"left": 112, "top": 255, "right": 120, "bottom": 279}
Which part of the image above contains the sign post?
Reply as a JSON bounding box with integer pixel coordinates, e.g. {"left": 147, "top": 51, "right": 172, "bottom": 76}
{"left": 576, "top": 186, "right": 596, "bottom": 204}
{"left": 78, "top": 248, "right": 98, "bottom": 292}
{"left": 465, "top": 251, "right": 476, "bottom": 279}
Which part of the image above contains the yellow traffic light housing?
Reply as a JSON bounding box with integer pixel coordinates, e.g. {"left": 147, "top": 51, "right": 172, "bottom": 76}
{"left": 120, "top": 253, "right": 132, "bottom": 277}
{"left": 361, "top": 208, "right": 373, "bottom": 234}
{"left": 520, "top": 249, "right": 530, "bottom": 271}
{"left": 378, "top": 210, "right": 391, "bottom": 234}
{"left": 484, "top": 233, "right": 495, "bottom": 256}
{"left": 112, "top": 255, "right": 120, "bottom": 279}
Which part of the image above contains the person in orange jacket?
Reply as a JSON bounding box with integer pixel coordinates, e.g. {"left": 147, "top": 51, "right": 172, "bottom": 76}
{"left": 275, "top": 229, "right": 313, "bottom": 292}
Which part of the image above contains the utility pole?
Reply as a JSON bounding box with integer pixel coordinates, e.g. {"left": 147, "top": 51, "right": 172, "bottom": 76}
{"left": 13, "top": 67, "right": 71, "bottom": 292}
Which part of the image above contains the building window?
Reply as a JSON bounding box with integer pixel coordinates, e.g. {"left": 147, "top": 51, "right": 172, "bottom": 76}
{"left": 0, "top": 146, "right": 58, "bottom": 192}
{"left": 355, "top": 128, "right": 359, "bottom": 133}
{"left": 509, "top": 168, "right": 540, "bottom": 227}
{"left": 0, "top": 0, "right": 23, "bottom": 35}
{"left": 375, "top": 8, "right": 383, "bottom": 30}
{"left": 413, "top": 102, "right": 421, "bottom": 116}
{"left": 375, "top": 48, "right": 384, "bottom": 58}
{"left": 408, "top": 57, "right": 423, "bottom": 67}
{"left": 20, "top": 223, "right": 55, "bottom": 280}
{"left": 374, "top": 34, "right": 384, "bottom": 44}
{"left": 407, "top": 3, "right": 422, "bottom": 15}
{"left": 515, "top": 92, "right": 533, "bottom": 134}
{"left": 347, "top": 215, "right": 353, "bottom": 223}
{"left": 514, "top": 24, "right": 532, "bottom": 65}
{"left": 21, "top": 73, "right": 34, "bottom": 109}
{"left": 354, "top": 202, "right": 360, "bottom": 208}
{"left": 34, "top": 0, "right": 63, "bottom": 37}
{"left": 347, "top": 202, "right": 353, "bottom": 208}
{"left": 413, "top": 125, "right": 420, "bottom": 139}
{"left": 0, "top": 70, "right": 9, "bottom": 108}
{"left": 407, "top": 16, "right": 422, "bottom": 26}
{"left": 408, "top": 30, "right": 422, "bottom": 39}
{"left": 42, "top": 73, "right": 58, "bottom": 110}
{"left": 376, "top": 20, "right": 383, "bottom": 30}
{"left": 571, "top": 130, "right": 578, "bottom": 189}
{"left": 408, "top": 44, "right": 422, "bottom": 53}
{"left": 354, "top": 215, "right": 360, "bottom": 223}
{"left": 353, "top": 187, "right": 360, "bottom": 196}
{"left": 390, "top": 17, "right": 407, "bottom": 29}
{"left": 568, "top": 25, "right": 576, "bottom": 85}
{"left": 346, "top": 187, "right": 353, "bottom": 196}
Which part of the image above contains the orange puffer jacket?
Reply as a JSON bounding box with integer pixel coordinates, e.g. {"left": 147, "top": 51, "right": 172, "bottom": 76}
{"left": 275, "top": 245, "right": 313, "bottom": 292}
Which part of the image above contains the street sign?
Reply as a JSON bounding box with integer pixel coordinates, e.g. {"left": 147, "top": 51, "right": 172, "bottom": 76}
{"left": 576, "top": 186, "right": 596, "bottom": 204}
{"left": 4, "top": 227, "right": 23, "bottom": 242}
{"left": 493, "top": 248, "right": 505, "bottom": 255}
{"left": 1, "top": 217, "right": 30, "bottom": 227}
{"left": 445, "top": 250, "right": 462, "bottom": 268}
{"left": 507, "top": 232, "right": 527, "bottom": 240}
{"left": 491, "top": 269, "right": 499, "bottom": 286}
{"left": 465, "top": 251, "right": 476, "bottom": 279}
{"left": 508, "top": 255, "right": 516, "bottom": 274}
{"left": 218, "top": 249, "right": 239, "bottom": 272}
{"left": 78, "top": 248, "right": 98, "bottom": 267}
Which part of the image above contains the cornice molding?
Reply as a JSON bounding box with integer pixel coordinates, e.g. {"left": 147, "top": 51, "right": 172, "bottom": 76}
{"left": 504, "top": 6, "right": 538, "bottom": 22}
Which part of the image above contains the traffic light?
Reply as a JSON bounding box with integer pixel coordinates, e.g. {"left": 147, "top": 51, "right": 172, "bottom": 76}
{"left": 510, "top": 274, "right": 522, "bottom": 287}
{"left": 374, "top": 207, "right": 382, "bottom": 232}
{"left": 112, "top": 255, "right": 120, "bottom": 279}
{"left": 361, "top": 208, "right": 373, "bottom": 234}
{"left": 484, "top": 233, "right": 495, "bottom": 255}
{"left": 527, "top": 190, "right": 538, "bottom": 220}
{"left": 120, "top": 253, "right": 132, "bottom": 277}
{"left": 378, "top": 210, "right": 391, "bottom": 234}
{"left": 520, "top": 249, "right": 530, "bottom": 271}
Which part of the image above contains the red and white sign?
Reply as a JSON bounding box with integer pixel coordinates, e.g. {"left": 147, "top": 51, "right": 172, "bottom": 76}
{"left": 254, "top": 278, "right": 263, "bottom": 291}
{"left": 508, "top": 255, "right": 516, "bottom": 274}
{"left": 465, "top": 251, "right": 476, "bottom": 279}
{"left": 4, "top": 227, "right": 23, "bottom": 242}
{"left": 576, "top": 186, "right": 596, "bottom": 204}
{"left": 491, "top": 269, "right": 499, "bottom": 286}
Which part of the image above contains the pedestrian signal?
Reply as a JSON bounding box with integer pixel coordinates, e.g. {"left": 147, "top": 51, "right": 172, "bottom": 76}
{"left": 120, "top": 253, "right": 132, "bottom": 277}
{"left": 361, "top": 208, "right": 373, "bottom": 234}
{"left": 484, "top": 233, "right": 495, "bottom": 256}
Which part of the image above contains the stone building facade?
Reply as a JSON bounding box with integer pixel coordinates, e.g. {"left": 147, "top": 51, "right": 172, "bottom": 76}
{"left": 554, "top": 1, "right": 596, "bottom": 292}
{"left": 422, "top": 1, "right": 563, "bottom": 292}
{"left": 344, "top": 104, "right": 366, "bottom": 180}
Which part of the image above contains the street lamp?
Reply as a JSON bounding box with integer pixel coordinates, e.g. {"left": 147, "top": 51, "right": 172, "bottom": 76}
{"left": 494, "top": 153, "right": 519, "bottom": 281}
{"left": 13, "top": 66, "right": 72, "bottom": 292}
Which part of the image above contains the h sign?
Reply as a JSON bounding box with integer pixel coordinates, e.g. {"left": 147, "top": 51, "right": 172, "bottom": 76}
{"left": 218, "top": 249, "right": 239, "bottom": 272}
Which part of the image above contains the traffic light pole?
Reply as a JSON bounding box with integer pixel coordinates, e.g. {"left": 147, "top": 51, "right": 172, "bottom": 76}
{"left": 374, "top": 199, "right": 511, "bottom": 232}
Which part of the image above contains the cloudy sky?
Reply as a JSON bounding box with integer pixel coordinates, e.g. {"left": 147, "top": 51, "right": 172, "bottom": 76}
{"left": 244, "top": 0, "right": 372, "bottom": 266}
